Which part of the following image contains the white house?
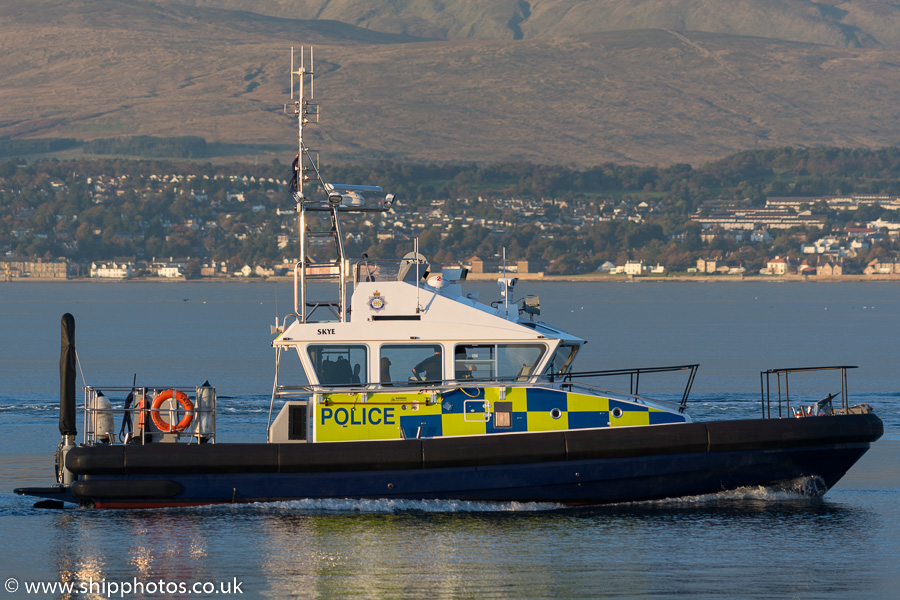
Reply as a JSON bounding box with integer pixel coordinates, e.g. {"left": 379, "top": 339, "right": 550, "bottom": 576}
{"left": 751, "top": 230, "right": 774, "bottom": 243}
{"left": 624, "top": 261, "right": 645, "bottom": 276}
{"left": 90, "top": 261, "right": 133, "bottom": 279}
{"left": 157, "top": 265, "right": 182, "bottom": 278}
{"left": 766, "top": 257, "right": 790, "bottom": 275}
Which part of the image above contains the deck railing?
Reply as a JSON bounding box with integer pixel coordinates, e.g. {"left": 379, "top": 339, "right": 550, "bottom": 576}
{"left": 273, "top": 364, "right": 696, "bottom": 414}
{"left": 82, "top": 385, "right": 216, "bottom": 445}
{"left": 759, "top": 366, "right": 858, "bottom": 418}
{"left": 559, "top": 364, "right": 698, "bottom": 412}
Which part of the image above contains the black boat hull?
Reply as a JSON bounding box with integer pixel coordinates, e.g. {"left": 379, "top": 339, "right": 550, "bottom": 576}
{"left": 17, "top": 413, "right": 883, "bottom": 508}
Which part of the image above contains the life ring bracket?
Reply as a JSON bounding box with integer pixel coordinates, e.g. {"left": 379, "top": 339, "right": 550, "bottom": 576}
{"left": 150, "top": 390, "right": 195, "bottom": 433}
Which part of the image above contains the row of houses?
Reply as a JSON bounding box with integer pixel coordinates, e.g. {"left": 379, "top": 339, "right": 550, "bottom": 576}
{"left": 88, "top": 258, "right": 258, "bottom": 279}
{"left": 766, "top": 195, "right": 900, "bottom": 212}
{"left": 692, "top": 256, "right": 847, "bottom": 276}
{"left": 1, "top": 257, "right": 74, "bottom": 279}
{"left": 757, "top": 256, "right": 900, "bottom": 276}
{"left": 1, "top": 256, "right": 333, "bottom": 280}
{"left": 692, "top": 207, "right": 827, "bottom": 231}
{"left": 691, "top": 199, "right": 900, "bottom": 259}
{"left": 597, "top": 261, "right": 667, "bottom": 276}
{"left": 466, "top": 255, "right": 895, "bottom": 278}
{"left": 88, "top": 258, "right": 203, "bottom": 279}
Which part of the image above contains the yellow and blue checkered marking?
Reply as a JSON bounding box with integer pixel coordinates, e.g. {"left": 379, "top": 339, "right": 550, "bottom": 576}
{"left": 314, "top": 387, "right": 687, "bottom": 441}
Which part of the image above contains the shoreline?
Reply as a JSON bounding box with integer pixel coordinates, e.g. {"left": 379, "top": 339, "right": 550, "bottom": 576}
{"left": 462, "top": 273, "right": 900, "bottom": 283}
{"left": 7, "top": 274, "right": 900, "bottom": 283}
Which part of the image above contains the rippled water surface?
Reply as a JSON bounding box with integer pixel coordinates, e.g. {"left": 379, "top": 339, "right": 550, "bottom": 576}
{"left": 1, "top": 281, "right": 898, "bottom": 598}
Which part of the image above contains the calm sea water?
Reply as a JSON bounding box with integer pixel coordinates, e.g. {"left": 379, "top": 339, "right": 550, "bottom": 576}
{"left": 1, "top": 281, "right": 898, "bottom": 599}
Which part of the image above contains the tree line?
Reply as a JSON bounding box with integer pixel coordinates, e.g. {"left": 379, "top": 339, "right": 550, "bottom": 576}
{"left": 2, "top": 145, "right": 900, "bottom": 273}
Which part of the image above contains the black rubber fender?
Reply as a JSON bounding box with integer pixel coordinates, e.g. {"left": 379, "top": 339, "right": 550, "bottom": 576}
{"left": 71, "top": 479, "right": 183, "bottom": 499}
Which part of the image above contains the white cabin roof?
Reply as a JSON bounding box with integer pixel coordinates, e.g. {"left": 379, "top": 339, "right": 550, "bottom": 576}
{"left": 275, "top": 280, "right": 583, "bottom": 347}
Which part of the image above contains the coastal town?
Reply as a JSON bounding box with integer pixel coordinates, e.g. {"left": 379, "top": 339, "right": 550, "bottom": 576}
{"left": 3, "top": 159, "right": 900, "bottom": 281}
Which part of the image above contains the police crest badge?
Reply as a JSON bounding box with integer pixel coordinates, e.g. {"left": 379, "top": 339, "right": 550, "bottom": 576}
{"left": 368, "top": 290, "right": 386, "bottom": 311}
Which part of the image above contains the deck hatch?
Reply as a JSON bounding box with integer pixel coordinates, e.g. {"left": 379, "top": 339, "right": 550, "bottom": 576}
{"left": 494, "top": 401, "right": 513, "bottom": 428}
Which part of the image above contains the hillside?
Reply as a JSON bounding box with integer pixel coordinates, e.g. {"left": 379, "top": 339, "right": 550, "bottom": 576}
{"left": 2, "top": 0, "right": 900, "bottom": 165}
{"left": 174, "top": 0, "right": 900, "bottom": 46}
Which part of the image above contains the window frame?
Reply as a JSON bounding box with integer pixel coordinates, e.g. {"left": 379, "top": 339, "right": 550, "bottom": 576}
{"left": 379, "top": 343, "right": 444, "bottom": 386}
{"left": 305, "top": 344, "right": 369, "bottom": 387}
{"left": 453, "top": 343, "right": 548, "bottom": 382}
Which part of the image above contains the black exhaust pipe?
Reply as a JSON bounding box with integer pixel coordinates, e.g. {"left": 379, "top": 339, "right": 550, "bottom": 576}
{"left": 58, "top": 313, "right": 78, "bottom": 485}
{"left": 59, "top": 313, "right": 77, "bottom": 438}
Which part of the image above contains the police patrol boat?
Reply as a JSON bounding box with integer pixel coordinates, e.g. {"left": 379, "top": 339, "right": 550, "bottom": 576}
{"left": 16, "top": 49, "right": 882, "bottom": 509}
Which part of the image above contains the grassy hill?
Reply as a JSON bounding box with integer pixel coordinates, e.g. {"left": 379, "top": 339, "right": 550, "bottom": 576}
{"left": 2, "top": 0, "right": 900, "bottom": 166}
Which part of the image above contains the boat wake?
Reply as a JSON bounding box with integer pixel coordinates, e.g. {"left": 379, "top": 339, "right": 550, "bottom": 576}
{"left": 634, "top": 475, "right": 830, "bottom": 507}
{"left": 198, "top": 478, "right": 827, "bottom": 514}
{"left": 246, "top": 498, "right": 566, "bottom": 514}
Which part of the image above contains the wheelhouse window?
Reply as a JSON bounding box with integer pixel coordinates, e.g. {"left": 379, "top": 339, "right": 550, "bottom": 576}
{"left": 306, "top": 345, "right": 367, "bottom": 386}
{"left": 548, "top": 344, "right": 578, "bottom": 377}
{"left": 380, "top": 344, "right": 442, "bottom": 386}
{"left": 454, "top": 344, "right": 546, "bottom": 382}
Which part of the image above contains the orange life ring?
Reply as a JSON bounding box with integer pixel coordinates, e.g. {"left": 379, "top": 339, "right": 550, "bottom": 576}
{"left": 150, "top": 390, "right": 194, "bottom": 432}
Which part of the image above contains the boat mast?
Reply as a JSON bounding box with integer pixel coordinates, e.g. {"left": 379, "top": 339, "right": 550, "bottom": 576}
{"left": 286, "top": 47, "right": 345, "bottom": 323}
{"left": 284, "top": 47, "right": 394, "bottom": 324}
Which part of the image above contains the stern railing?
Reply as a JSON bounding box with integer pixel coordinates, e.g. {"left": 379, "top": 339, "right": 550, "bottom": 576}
{"left": 82, "top": 385, "right": 216, "bottom": 445}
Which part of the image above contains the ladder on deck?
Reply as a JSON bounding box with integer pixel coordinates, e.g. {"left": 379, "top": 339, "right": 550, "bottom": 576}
{"left": 296, "top": 203, "right": 347, "bottom": 322}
